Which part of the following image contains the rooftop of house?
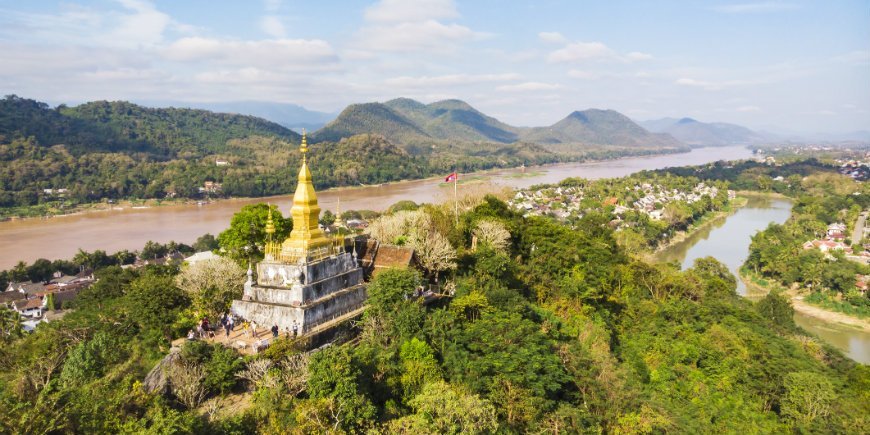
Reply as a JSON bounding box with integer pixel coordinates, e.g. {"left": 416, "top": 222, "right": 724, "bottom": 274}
{"left": 14, "top": 298, "right": 43, "bottom": 311}
{"left": 372, "top": 245, "right": 416, "bottom": 274}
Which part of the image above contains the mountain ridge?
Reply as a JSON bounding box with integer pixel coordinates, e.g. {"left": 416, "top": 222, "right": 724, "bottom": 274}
{"left": 315, "top": 98, "right": 683, "bottom": 150}
{"left": 640, "top": 117, "right": 765, "bottom": 146}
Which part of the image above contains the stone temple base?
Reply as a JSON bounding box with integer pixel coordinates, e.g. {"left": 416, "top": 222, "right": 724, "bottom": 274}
{"left": 231, "top": 252, "right": 366, "bottom": 333}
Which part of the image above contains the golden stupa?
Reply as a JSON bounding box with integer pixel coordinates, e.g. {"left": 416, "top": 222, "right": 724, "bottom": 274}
{"left": 265, "top": 132, "right": 337, "bottom": 263}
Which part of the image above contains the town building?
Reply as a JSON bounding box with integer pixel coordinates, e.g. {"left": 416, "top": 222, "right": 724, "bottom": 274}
{"left": 231, "top": 134, "right": 367, "bottom": 335}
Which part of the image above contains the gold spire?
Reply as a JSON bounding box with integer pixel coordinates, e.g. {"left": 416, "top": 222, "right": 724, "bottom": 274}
{"left": 265, "top": 203, "right": 275, "bottom": 243}
{"left": 279, "top": 130, "right": 331, "bottom": 261}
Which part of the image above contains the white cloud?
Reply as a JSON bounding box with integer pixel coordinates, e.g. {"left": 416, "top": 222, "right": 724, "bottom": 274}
{"left": 735, "top": 105, "right": 761, "bottom": 112}
{"left": 548, "top": 41, "right": 651, "bottom": 63}
{"left": 260, "top": 16, "right": 286, "bottom": 38}
{"left": 357, "top": 19, "right": 483, "bottom": 53}
{"left": 548, "top": 41, "right": 616, "bottom": 62}
{"left": 675, "top": 77, "right": 762, "bottom": 91}
{"left": 107, "top": 0, "right": 174, "bottom": 47}
{"left": 497, "top": 81, "right": 562, "bottom": 92}
{"left": 567, "top": 69, "right": 600, "bottom": 79}
{"left": 355, "top": 0, "right": 484, "bottom": 53}
{"left": 0, "top": 0, "right": 191, "bottom": 49}
{"left": 162, "top": 37, "right": 339, "bottom": 71}
{"left": 385, "top": 73, "right": 521, "bottom": 87}
{"left": 626, "top": 51, "right": 653, "bottom": 61}
{"left": 538, "top": 31, "right": 567, "bottom": 44}
{"left": 364, "top": 0, "right": 458, "bottom": 23}
{"left": 713, "top": 2, "right": 799, "bottom": 13}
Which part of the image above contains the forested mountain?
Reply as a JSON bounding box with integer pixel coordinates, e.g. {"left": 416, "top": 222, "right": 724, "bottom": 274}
{"left": 641, "top": 117, "right": 765, "bottom": 146}
{"left": 520, "top": 109, "right": 681, "bottom": 148}
{"left": 0, "top": 95, "right": 300, "bottom": 157}
{"left": 384, "top": 98, "right": 520, "bottom": 143}
{"left": 312, "top": 102, "right": 431, "bottom": 144}
{"left": 314, "top": 98, "right": 681, "bottom": 149}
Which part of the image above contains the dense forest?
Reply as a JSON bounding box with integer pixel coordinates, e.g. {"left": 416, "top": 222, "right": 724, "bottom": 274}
{"left": 0, "top": 96, "right": 688, "bottom": 218}
{"left": 1, "top": 189, "right": 868, "bottom": 433}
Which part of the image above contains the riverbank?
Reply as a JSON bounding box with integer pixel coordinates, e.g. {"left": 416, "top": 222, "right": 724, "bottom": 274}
{"left": 0, "top": 197, "right": 213, "bottom": 222}
{"left": 740, "top": 270, "right": 870, "bottom": 332}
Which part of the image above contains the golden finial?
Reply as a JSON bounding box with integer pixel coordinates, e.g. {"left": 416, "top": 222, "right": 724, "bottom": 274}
{"left": 300, "top": 129, "right": 308, "bottom": 162}
{"left": 265, "top": 203, "right": 275, "bottom": 242}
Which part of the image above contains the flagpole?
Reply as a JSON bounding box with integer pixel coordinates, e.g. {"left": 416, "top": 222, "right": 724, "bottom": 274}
{"left": 454, "top": 170, "right": 458, "bottom": 226}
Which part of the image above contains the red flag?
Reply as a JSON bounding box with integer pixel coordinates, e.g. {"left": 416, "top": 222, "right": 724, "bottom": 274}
{"left": 445, "top": 172, "right": 457, "bottom": 182}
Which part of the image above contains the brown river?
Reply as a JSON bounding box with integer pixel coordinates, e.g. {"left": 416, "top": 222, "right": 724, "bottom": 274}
{"left": 2, "top": 145, "right": 752, "bottom": 270}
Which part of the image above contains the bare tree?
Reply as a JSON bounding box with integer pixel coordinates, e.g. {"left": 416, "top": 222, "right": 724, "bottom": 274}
{"left": 176, "top": 256, "right": 245, "bottom": 319}
{"left": 236, "top": 358, "right": 273, "bottom": 390}
{"left": 278, "top": 353, "right": 310, "bottom": 396}
{"left": 167, "top": 360, "right": 208, "bottom": 409}
{"left": 411, "top": 231, "right": 457, "bottom": 280}
{"left": 366, "top": 210, "right": 432, "bottom": 245}
{"left": 473, "top": 219, "right": 511, "bottom": 252}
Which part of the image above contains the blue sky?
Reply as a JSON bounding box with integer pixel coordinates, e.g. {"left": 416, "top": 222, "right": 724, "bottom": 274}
{"left": 0, "top": 0, "right": 867, "bottom": 133}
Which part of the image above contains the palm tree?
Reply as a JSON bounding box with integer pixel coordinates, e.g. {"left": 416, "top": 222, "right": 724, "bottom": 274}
{"left": 0, "top": 306, "right": 23, "bottom": 342}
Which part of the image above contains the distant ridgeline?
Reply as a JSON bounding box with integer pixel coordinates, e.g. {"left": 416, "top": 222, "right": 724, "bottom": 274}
{"left": 0, "top": 95, "right": 686, "bottom": 211}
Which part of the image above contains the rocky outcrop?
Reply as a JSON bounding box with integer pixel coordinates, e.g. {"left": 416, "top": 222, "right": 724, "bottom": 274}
{"left": 142, "top": 346, "right": 181, "bottom": 395}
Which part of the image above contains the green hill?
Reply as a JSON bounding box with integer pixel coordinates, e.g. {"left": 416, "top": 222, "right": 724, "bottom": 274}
{"left": 387, "top": 98, "right": 520, "bottom": 143}
{"left": 314, "top": 99, "right": 683, "bottom": 151}
{"left": 312, "top": 103, "right": 431, "bottom": 144}
{"left": 521, "top": 109, "right": 682, "bottom": 148}
{"left": 0, "top": 95, "right": 301, "bottom": 157}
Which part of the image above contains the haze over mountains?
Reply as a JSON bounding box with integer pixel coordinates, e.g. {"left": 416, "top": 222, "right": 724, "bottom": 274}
{"left": 135, "top": 100, "right": 336, "bottom": 133}
{"left": 639, "top": 117, "right": 767, "bottom": 147}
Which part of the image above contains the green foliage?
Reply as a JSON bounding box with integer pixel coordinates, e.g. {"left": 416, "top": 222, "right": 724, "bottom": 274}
{"left": 59, "top": 332, "right": 125, "bottom": 386}
{"left": 398, "top": 338, "right": 441, "bottom": 401}
{"left": 384, "top": 381, "right": 499, "bottom": 434}
{"left": 124, "top": 271, "right": 188, "bottom": 339}
{"left": 0, "top": 305, "right": 23, "bottom": 342}
{"left": 366, "top": 268, "right": 421, "bottom": 314}
{"left": 217, "top": 203, "right": 291, "bottom": 264}
{"left": 781, "top": 371, "right": 836, "bottom": 428}
{"left": 387, "top": 200, "right": 420, "bottom": 214}
{"left": 192, "top": 233, "right": 219, "bottom": 252}
{"left": 26, "top": 258, "right": 54, "bottom": 282}
{"left": 307, "top": 345, "right": 377, "bottom": 432}
{"left": 443, "top": 311, "right": 569, "bottom": 410}
{"left": 318, "top": 209, "right": 335, "bottom": 227}
{"left": 756, "top": 291, "right": 796, "bottom": 329}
